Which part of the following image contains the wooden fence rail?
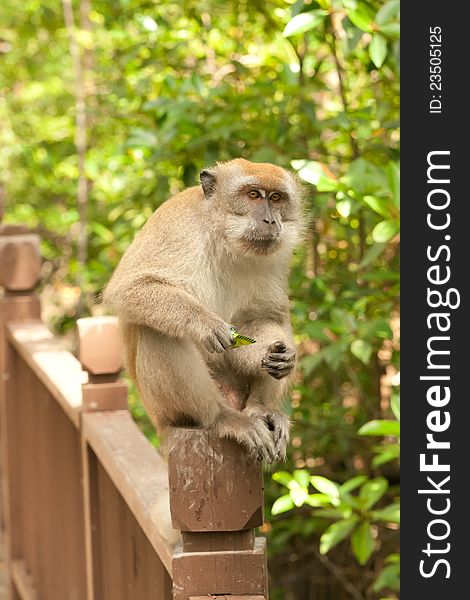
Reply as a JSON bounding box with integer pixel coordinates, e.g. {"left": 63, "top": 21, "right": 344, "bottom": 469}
{"left": 0, "top": 226, "right": 268, "bottom": 600}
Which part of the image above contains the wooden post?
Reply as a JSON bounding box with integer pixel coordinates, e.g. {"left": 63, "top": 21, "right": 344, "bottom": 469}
{"left": 0, "top": 227, "right": 42, "bottom": 599}
{"left": 77, "top": 316, "right": 128, "bottom": 600}
{"left": 77, "top": 316, "right": 128, "bottom": 412}
{"left": 168, "top": 429, "right": 268, "bottom": 599}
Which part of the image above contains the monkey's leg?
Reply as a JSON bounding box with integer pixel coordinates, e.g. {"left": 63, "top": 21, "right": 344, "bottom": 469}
{"left": 225, "top": 322, "right": 296, "bottom": 460}
{"left": 135, "top": 328, "right": 277, "bottom": 462}
{"left": 243, "top": 376, "right": 292, "bottom": 461}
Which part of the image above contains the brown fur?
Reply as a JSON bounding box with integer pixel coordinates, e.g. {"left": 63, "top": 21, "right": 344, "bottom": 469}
{"left": 103, "top": 159, "right": 303, "bottom": 462}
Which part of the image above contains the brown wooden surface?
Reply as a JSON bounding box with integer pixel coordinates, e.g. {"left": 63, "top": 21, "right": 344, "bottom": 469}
{"left": 77, "top": 316, "right": 123, "bottom": 375}
{"left": 82, "top": 441, "right": 102, "bottom": 600}
{"left": 189, "top": 596, "right": 266, "bottom": 600}
{"left": 172, "top": 537, "right": 268, "bottom": 599}
{"left": 168, "top": 429, "right": 264, "bottom": 533}
{"left": 92, "top": 459, "right": 172, "bottom": 600}
{"left": 82, "top": 380, "right": 128, "bottom": 412}
{"left": 0, "top": 295, "right": 41, "bottom": 598}
{"left": 6, "top": 321, "right": 83, "bottom": 427}
{"left": 8, "top": 351, "right": 87, "bottom": 599}
{"left": 0, "top": 235, "right": 41, "bottom": 291}
{"left": 11, "top": 560, "right": 38, "bottom": 600}
{"left": 82, "top": 411, "right": 178, "bottom": 575}
{"left": 0, "top": 298, "right": 41, "bottom": 392}
{"left": 0, "top": 225, "right": 30, "bottom": 236}
{"left": 182, "top": 530, "right": 255, "bottom": 552}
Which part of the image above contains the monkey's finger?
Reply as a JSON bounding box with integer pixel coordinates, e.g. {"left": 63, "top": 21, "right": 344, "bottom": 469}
{"left": 273, "top": 423, "right": 290, "bottom": 446}
{"left": 205, "top": 335, "right": 226, "bottom": 353}
{"left": 265, "top": 369, "right": 289, "bottom": 380}
{"left": 264, "top": 364, "right": 290, "bottom": 372}
{"left": 262, "top": 359, "right": 293, "bottom": 371}
{"left": 251, "top": 422, "right": 277, "bottom": 463}
{"left": 266, "top": 352, "right": 295, "bottom": 363}
{"left": 215, "top": 327, "right": 235, "bottom": 350}
{"left": 269, "top": 341, "right": 287, "bottom": 353}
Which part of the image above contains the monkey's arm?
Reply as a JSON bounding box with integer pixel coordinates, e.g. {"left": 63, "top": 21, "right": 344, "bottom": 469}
{"left": 104, "top": 274, "right": 233, "bottom": 353}
{"left": 227, "top": 317, "right": 295, "bottom": 379}
{"left": 224, "top": 318, "right": 295, "bottom": 460}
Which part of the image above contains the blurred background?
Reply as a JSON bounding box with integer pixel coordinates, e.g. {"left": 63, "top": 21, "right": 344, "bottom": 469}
{"left": 0, "top": 0, "right": 399, "bottom": 598}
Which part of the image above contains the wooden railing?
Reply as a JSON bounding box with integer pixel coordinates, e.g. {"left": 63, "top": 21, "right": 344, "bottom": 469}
{"left": 0, "top": 226, "right": 268, "bottom": 600}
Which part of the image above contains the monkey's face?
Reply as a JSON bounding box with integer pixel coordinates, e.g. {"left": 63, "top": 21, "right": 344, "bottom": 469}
{"left": 200, "top": 159, "right": 302, "bottom": 256}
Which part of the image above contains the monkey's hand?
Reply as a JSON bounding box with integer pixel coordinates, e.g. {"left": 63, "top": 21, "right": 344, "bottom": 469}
{"left": 261, "top": 341, "right": 296, "bottom": 380}
{"left": 244, "top": 406, "right": 291, "bottom": 461}
{"left": 203, "top": 321, "right": 235, "bottom": 353}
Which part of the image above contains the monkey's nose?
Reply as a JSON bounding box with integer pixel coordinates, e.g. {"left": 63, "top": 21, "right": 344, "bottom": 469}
{"left": 263, "top": 218, "right": 276, "bottom": 225}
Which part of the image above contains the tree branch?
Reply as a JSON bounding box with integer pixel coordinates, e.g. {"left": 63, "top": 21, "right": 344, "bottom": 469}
{"left": 327, "top": 14, "right": 359, "bottom": 160}
{"left": 310, "top": 545, "right": 366, "bottom": 600}
{"left": 62, "top": 0, "right": 89, "bottom": 313}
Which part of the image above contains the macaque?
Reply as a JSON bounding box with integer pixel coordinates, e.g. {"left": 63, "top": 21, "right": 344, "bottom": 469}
{"left": 104, "top": 158, "right": 304, "bottom": 463}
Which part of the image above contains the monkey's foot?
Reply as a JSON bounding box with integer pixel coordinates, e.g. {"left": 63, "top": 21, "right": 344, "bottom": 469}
{"left": 244, "top": 406, "right": 291, "bottom": 462}
{"left": 261, "top": 341, "right": 296, "bottom": 380}
{"left": 210, "top": 410, "right": 277, "bottom": 463}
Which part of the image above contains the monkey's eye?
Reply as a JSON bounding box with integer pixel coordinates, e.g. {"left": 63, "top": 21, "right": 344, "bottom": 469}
{"left": 248, "top": 190, "right": 260, "bottom": 199}
{"left": 270, "top": 192, "right": 281, "bottom": 202}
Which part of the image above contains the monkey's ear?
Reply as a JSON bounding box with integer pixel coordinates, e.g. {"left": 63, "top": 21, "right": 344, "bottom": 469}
{"left": 200, "top": 169, "right": 217, "bottom": 198}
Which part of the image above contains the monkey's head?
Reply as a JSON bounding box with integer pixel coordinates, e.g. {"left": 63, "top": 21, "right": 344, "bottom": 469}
{"left": 200, "top": 159, "right": 303, "bottom": 256}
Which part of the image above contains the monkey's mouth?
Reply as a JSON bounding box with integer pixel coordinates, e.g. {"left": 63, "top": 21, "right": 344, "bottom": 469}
{"left": 239, "top": 232, "right": 282, "bottom": 253}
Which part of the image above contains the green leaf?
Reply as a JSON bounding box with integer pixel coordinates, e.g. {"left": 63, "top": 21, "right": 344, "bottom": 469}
{"left": 372, "top": 501, "right": 400, "bottom": 524}
{"left": 358, "top": 242, "right": 387, "bottom": 269}
{"left": 387, "top": 161, "right": 400, "bottom": 208}
{"left": 293, "top": 469, "right": 311, "bottom": 489}
{"left": 313, "top": 508, "right": 348, "bottom": 519}
{"left": 292, "top": 160, "right": 338, "bottom": 191}
{"left": 323, "top": 341, "right": 349, "bottom": 370}
{"left": 379, "top": 22, "right": 400, "bottom": 38}
{"left": 372, "top": 563, "right": 400, "bottom": 592}
{"left": 363, "top": 195, "right": 391, "bottom": 218}
{"left": 348, "top": 6, "right": 375, "bottom": 32}
{"left": 127, "top": 128, "right": 158, "bottom": 148}
{"left": 301, "top": 352, "right": 324, "bottom": 376}
{"left": 386, "top": 553, "right": 400, "bottom": 564}
{"left": 369, "top": 33, "right": 388, "bottom": 68}
{"left": 342, "top": 158, "right": 388, "bottom": 194}
{"left": 357, "top": 318, "right": 393, "bottom": 340}
{"left": 372, "top": 219, "right": 399, "bottom": 243}
{"left": 340, "top": 475, "right": 368, "bottom": 495}
{"left": 320, "top": 516, "right": 359, "bottom": 554}
{"left": 350, "top": 339, "right": 372, "bottom": 364}
{"left": 272, "top": 494, "right": 295, "bottom": 515}
{"left": 289, "top": 483, "right": 309, "bottom": 507}
{"left": 351, "top": 522, "right": 374, "bottom": 565}
{"left": 359, "top": 419, "right": 400, "bottom": 437}
{"left": 360, "top": 477, "right": 388, "bottom": 510}
{"left": 272, "top": 471, "right": 293, "bottom": 488}
{"left": 336, "top": 198, "right": 352, "bottom": 217}
{"left": 89, "top": 222, "right": 114, "bottom": 243}
{"left": 341, "top": 0, "right": 358, "bottom": 10}
{"left": 283, "top": 11, "right": 327, "bottom": 37}
{"left": 376, "top": 0, "right": 400, "bottom": 25}
{"left": 305, "top": 493, "right": 332, "bottom": 507}
{"left": 391, "top": 394, "right": 400, "bottom": 421}
{"left": 372, "top": 445, "right": 400, "bottom": 467}
{"left": 311, "top": 476, "right": 340, "bottom": 500}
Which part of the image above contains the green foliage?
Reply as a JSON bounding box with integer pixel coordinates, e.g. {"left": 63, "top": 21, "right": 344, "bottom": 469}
{"left": 1, "top": 0, "right": 399, "bottom": 596}
{"left": 271, "top": 467, "right": 399, "bottom": 564}
{"left": 271, "top": 409, "right": 400, "bottom": 595}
